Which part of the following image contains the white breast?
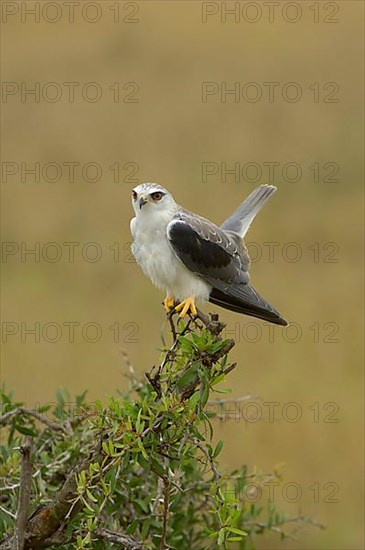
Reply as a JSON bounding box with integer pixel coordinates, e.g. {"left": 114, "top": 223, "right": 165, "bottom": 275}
{"left": 131, "top": 215, "right": 211, "bottom": 302}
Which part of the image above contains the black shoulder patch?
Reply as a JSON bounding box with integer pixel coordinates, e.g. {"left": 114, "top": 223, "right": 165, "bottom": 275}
{"left": 168, "top": 221, "right": 231, "bottom": 269}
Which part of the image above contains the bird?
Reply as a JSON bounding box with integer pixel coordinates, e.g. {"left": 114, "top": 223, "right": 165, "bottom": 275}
{"left": 130, "top": 183, "right": 287, "bottom": 326}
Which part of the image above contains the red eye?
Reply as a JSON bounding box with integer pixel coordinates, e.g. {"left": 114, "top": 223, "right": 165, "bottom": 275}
{"left": 151, "top": 192, "right": 163, "bottom": 201}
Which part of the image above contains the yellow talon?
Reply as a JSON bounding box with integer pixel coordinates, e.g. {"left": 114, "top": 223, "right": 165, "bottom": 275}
{"left": 174, "top": 296, "right": 197, "bottom": 318}
{"left": 163, "top": 296, "right": 175, "bottom": 312}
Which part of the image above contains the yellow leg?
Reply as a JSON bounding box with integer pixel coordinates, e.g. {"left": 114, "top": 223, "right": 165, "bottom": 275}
{"left": 163, "top": 296, "right": 175, "bottom": 312}
{"left": 174, "top": 296, "right": 197, "bottom": 318}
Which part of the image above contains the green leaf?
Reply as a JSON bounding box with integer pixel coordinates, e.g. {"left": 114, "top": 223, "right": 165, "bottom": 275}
{"left": 102, "top": 441, "right": 110, "bottom": 456}
{"left": 178, "top": 336, "right": 194, "bottom": 354}
{"left": 226, "top": 527, "right": 247, "bottom": 536}
{"left": 135, "top": 498, "right": 149, "bottom": 513}
{"left": 76, "top": 390, "right": 88, "bottom": 406}
{"left": 208, "top": 338, "right": 231, "bottom": 354}
{"left": 14, "top": 423, "right": 37, "bottom": 437}
{"left": 137, "top": 453, "right": 150, "bottom": 471}
{"left": 176, "top": 365, "right": 199, "bottom": 389}
{"left": 126, "top": 519, "right": 139, "bottom": 535}
{"left": 151, "top": 457, "right": 166, "bottom": 477}
{"left": 136, "top": 437, "right": 148, "bottom": 459}
{"left": 55, "top": 388, "right": 66, "bottom": 406}
{"left": 200, "top": 384, "right": 210, "bottom": 408}
{"left": 217, "top": 528, "right": 226, "bottom": 545}
{"left": 220, "top": 354, "right": 228, "bottom": 369}
{"left": 86, "top": 488, "right": 98, "bottom": 503}
{"left": 135, "top": 409, "right": 143, "bottom": 432}
{"left": 108, "top": 439, "right": 115, "bottom": 455}
{"left": 81, "top": 496, "right": 94, "bottom": 512}
{"left": 141, "top": 518, "right": 151, "bottom": 539}
{"left": 212, "top": 373, "right": 225, "bottom": 386}
{"left": 214, "top": 440, "right": 224, "bottom": 458}
{"left": 188, "top": 392, "right": 200, "bottom": 411}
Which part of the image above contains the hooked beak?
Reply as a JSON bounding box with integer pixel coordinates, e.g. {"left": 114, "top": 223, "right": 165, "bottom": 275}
{"left": 139, "top": 196, "right": 148, "bottom": 210}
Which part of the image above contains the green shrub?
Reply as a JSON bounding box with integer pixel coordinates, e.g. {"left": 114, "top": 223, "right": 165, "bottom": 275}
{"left": 0, "top": 313, "right": 314, "bottom": 549}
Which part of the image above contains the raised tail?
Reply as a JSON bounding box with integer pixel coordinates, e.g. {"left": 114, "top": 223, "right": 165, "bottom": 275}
{"left": 220, "top": 184, "right": 277, "bottom": 238}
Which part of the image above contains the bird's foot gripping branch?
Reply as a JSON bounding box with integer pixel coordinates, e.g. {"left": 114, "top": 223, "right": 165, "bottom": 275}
{"left": 0, "top": 315, "right": 319, "bottom": 549}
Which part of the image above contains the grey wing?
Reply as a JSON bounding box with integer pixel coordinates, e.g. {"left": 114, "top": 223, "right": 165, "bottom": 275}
{"left": 220, "top": 184, "right": 276, "bottom": 238}
{"left": 167, "top": 209, "right": 287, "bottom": 326}
{"left": 166, "top": 210, "right": 250, "bottom": 288}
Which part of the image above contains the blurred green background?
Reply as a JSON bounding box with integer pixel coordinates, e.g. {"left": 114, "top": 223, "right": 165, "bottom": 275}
{"left": 1, "top": 1, "right": 364, "bottom": 548}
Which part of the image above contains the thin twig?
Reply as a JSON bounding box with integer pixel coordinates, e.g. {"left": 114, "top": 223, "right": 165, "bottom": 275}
{"left": 208, "top": 395, "right": 257, "bottom": 405}
{"left": 94, "top": 528, "right": 147, "bottom": 549}
{"left": 0, "top": 484, "right": 21, "bottom": 493}
{"left": 194, "top": 440, "right": 223, "bottom": 504}
{"left": 145, "top": 371, "right": 162, "bottom": 398}
{"left": 0, "top": 505, "right": 16, "bottom": 520}
{"left": 222, "top": 361, "right": 237, "bottom": 376}
{"left": 0, "top": 470, "right": 41, "bottom": 494}
{"left": 167, "top": 310, "right": 177, "bottom": 342}
{"left": 160, "top": 477, "right": 170, "bottom": 550}
{"left": 0, "top": 409, "right": 19, "bottom": 425}
{"left": 121, "top": 349, "right": 142, "bottom": 390}
{"left": 0, "top": 408, "right": 67, "bottom": 433}
{"left": 12, "top": 437, "right": 33, "bottom": 550}
{"left": 243, "top": 515, "right": 325, "bottom": 538}
{"left": 195, "top": 309, "right": 226, "bottom": 336}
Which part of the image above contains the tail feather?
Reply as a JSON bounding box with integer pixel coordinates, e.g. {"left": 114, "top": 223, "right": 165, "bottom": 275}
{"left": 220, "top": 184, "right": 277, "bottom": 238}
{"left": 209, "top": 284, "right": 288, "bottom": 326}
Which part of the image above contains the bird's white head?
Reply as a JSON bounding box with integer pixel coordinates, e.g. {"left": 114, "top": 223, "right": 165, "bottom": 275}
{"left": 131, "top": 183, "right": 178, "bottom": 219}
